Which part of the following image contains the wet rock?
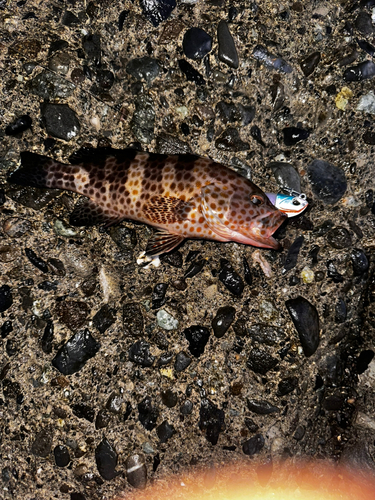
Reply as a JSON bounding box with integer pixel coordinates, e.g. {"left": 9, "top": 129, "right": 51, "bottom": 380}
{"left": 29, "top": 70, "right": 75, "bottom": 99}
{"left": 140, "top": 0, "right": 176, "bottom": 27}
{"left": 41, "top": 320, "right": 54, "bottom": 354}
{"left": 250, "top": 125, "right": 266, "bottom": 147}
{"left": 52, "top": 329, "right": 100, "bottom": 375}
{"left": 126, "top": 57, "right": 161, "bottom": 84}
{"left": 285, "top": 296, "right": 319, "bottom": 357}
{"left": 5, "top": 115, "right": 32, "bottom": 136}
{"left": 247, "top": 324, "right": 285, "bottom": 345}
{"left": 217, "top": 20, "right": 239, "bottom": 68}
{"left": 41, "top": 103, "right": 80, "bottom": 141}
{"left": 184, "top": 325, "right": 210, "bottom": 357}
{"left": 178, "top": 59, "right": 205, "bottom": 85}
{"left": 157, "top": 310, "right": 178, "bottom": 330}
{"left": 351, "top": 248, "right": 369, "bottom": 276}
{"left": 72, "top": 403, "right": 95, "bottom": 423}
{"left": 212, "top": 306, "right": 236, "bottom": 338}
{"left": 158, "top": 352, "right": 173, "bottom": 366}
{"left": 343, "top": 61, "right": 375, "bottom": 81}
{"left": 218, "top": 259, "right": 244, "bottom": 296}
{"left": 55, "top": 301, "right": 89, "bottom": 331}
{"left": 96, "top": 69, "right": 114, "bottom": 90}
{"left": 126, "top": 454, "right": 147, "bottom": 489}
{"left": 156, "top": 420, "right": 175, "bottom": 443}
{"left": 282, "top": 127, "right": 310, "bottom": 146}
{"left": 93, "top": 305, "right": 116, "bottom": 334}
{"left": 184, "top": 259, "right": 206, "bottom": 278}
{"left": 355, "top": 12, "right": 373, "bottom": 36}
{"left": 247, "top": 399, "right": 279, "bottom": 415}
{"left": 357, "top": 38, "right": 375, "bottom": 56}
{"left": 25, "top": 248, "right": 49, "bottom": 273}
{"left": 131, "top": 95, "right": 155, "bottom": 144}
{"left": 31, "top": 427, "right": 53, "bottom": 458}
{"left": 123, "top": 303, "right": 144, "bottom": 337}
{"left": 95, "top": 438, "right": 118, "bottom": 481}
{"left": 155, "top": 132, "right": 193, "bottom": 154}
{"left": 215, "top": 127, "right": 249, "bottom": 151}
{"left": 242, "top": 434, "right": 265, "bottom": 456}
{"left": 300, "top": 51, "right": 321, "bottom": 76}
{"left": 283, "top": 236, "right": 304, "bottom": 272}
{"left": 326, "top": 260, "right": 344, "bottom": 283}
{"left": 152, "top": 283, "right": 168, "bottom": 309}
{"left": 129, "top": 340, "right": 155, "bottom": 367}
{"left": 48, "top": 52, "right": 71, "bottom": 75}
{"left": 82, "top": 34, "right": 101, "bottom": 65}
{"left": 138, "top": 397, "right": 159, "bottom": 431}
{"left": 323, "top": 393, "right": 345, "bottom": 411}
{"left": 247, "top": 348, "right": 278, "bottom": 375}
{"left": 183, "top": 28, "right": 212, "bottom": 60}
{"left": 199, "top": 399, "right": 225, "bottom": 445}
{"left": 180, "top": 400, "right": 193, "bottom": 415}
{"left": 252, "top": 45, "right": 292, "bottom": 73}
{"left": 277, "top": 376, "right": 298, "bottom": 396}
{"left": 216, "top": 101, "right": 241, "bottom": 123}
{"left": 269, "top": 162, "right": 301, "bottom": 192}
{"left": 307, "top": 159, "right": 347, "bottom": 204}
{"left": 175, "top": 351, "right": 191, "bottom": 371}
{"left": 0, "top": 285, "right": 13, "bottom": 313}
{"left": 54, "top": 445, "right": 70, "bottom": 467}
{"left": 161, "top": 389, "right": 177, "bottom": 408}
{"left": 160, "top": 251, "right": 183, "bottom": 268}
{"left": 326, "top": 227, "right": 352, "bottom": 249}
{"left": 3, "top": 217, "right": 32, "bottom": 238}
{"left": 96, "top": 409, "right": 111, "bottom": 429}
{"left": 106, "top": 392, "right": 124, "bottom": 414}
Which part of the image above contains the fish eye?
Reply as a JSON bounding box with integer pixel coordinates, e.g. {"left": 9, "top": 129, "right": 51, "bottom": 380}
{"left": 292, "top": 199, "right": 301, "bottom": 206}
{"left": 250, "top": 195, "right": 263, "bottom": 205}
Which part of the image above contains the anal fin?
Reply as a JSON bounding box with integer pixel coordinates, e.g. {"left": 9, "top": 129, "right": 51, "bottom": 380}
{"left": 146, "top": 230, "right": 184, "bottom": 256}
{"left": 70, "top": 197, "right": 120, "bottom": 227}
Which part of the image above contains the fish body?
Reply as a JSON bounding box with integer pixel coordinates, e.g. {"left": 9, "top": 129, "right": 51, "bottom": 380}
{"left": 265, "top": 192, "right": 308, "bottom": 217}
{"left": 8, "top": 147, "right": 287, "bottom": 255}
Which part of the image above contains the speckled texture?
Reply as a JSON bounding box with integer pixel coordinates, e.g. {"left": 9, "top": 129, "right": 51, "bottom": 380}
{"left": 0, "top": 1, "right": 375, "bottom": 499}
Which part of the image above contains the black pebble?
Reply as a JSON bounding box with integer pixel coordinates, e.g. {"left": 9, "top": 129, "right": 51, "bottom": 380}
{"left": 356, "top": 350, "right": 374, "bottom": 374}
{"left": 217, "top": 20, "right": 239, "bottom": 69}
{"left": 184, "top": 259, "right": 206, "bottom": 278}
{"left": 351, "top": 248, "right": 369, "bottom": 276}
{"left": 72, "top": 403, "right": 95, "bottom": 423}
{"left": 41, "top": 103, "right": 80, "bottom": 141}
{"left": 126, "top": 57, "right": 161, "bottom": 85}
{"left": 285, "top": 296, "right": 320, "bottom": 357}
{"left": 218, "top": 259, "right": 244, "bottom": 296}
{"left": 129, "top": 340, "right": 155, "bottom": 367}
{"left": 93, "top": 305, "right": 116, "bottom": 334}
{"left": 277, "top": 377, "right": 298, "bottom": 396}
{"left": 140, "top": 0, "right": 176, "bottom": 27}
{"left": 293, "top": 425, "right": 305, "bottom": 440}
{"left": 283, "top": 235, "right": 304, "bottom": 272}
{"left": 250, "top": 125, "right": 266, "bottom": 147}
{"left": 5, "top": 115, "right": 32, "bottom": 135}
{"left": 247, "top": 398, "right": 279, "bottom": 415}
{"left": 1, "top": 320, "right": 13, "bottom": 338}
{"left": 215, "top": 127, "right": 249, "bottom": 152}
{"left": 161, "top": 251, "right": 183, "bottom": 268}
{"left": 343, "top": 61, "right": 375, "bottom": 82}
{"left": 175, "top": 351, "right": 191, "bottom": 371}
{"left": 152, "top": 283, "right": 168, "bottom": 309}
{"left": 82, "top": 34, "right": 101, "bottom": 65}
{"left": 156, "top": 420, "right": 175, "bottom": 443}
{"left": 54, "top": 445, "right": 70, "bottom": 467}
{"left": 52, "top": 329, "right": 100, "bottom": 375}
{"left": 243, "top": 257, "right": 253, "bottom": 286}
{"left": 355, "top": 11, "right": 373, "bottom": 35}
{"left": 118, "top": 10, "right": 128, "bottom": 31}
{"left": 0, "top": 285, "right": 13, "bottom": 313}
{"left": 95, "top": 438, "right": 118, "bottom": 480}
{"left": 126, "top": 454, "right": 147, "bottom": 489}
{"left": 138, "top": 397, "right": 159, "bottom": 431}
{"left": 161, "top": 389, "right": 178, "bottom": 408}
{"left": 307, "top": 159, "right": 347, "bottom": 204}
{"left": 244, "top": 417, "right": 259, "bottom": 432}
{"left": 25, "top": 248, "right": 49, "bottom": 273}
{"left": 184, "top": 325, "right": 210, "bottom": 357}
{"left": 283, "top": 127, "right": 310, "bottom": 146}
{"left": 242, "top": 434, "right": 265, "bottom": 456}
{"left": 212, "top": 306, "right": 236, "bottom": 338}
{"left": 178, "top": 59, "right": 205, "bottom": 85}
{"left": 180, "top": 400, "right": 193, "bottom": 415}
{"left": 31, "top": 428, "right": 53, "bottom": 458}
{"left": 247, "top": 348, "right": 278, "bottom": 375}
{"left": 199, "top": 398, "right": 225, "bottom": 445}
{"left": 335, "top": 298, "right": 347, "bottom": 323}
{"left": 326, "top": 260, "right": 344, "bottom": 283}
{"left": 41, "top": 320, "right": 54, "bottom": 354}
{"left": 326, "top": 227, "right": 352, "bottom": 249}
{"left": 300, "top": 51, "right": 321, "bottom": 77}
{"left": 183, "top": 28, "right": 212, "bottom": 60}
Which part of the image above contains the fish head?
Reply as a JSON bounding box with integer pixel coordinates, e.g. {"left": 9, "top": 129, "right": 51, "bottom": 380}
{"left": 201, "top": 183, "right": 287, "bottom": 249}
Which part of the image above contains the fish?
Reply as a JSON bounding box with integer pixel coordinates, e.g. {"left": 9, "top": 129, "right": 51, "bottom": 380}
{"left": 265, "top": 191, "right": 308, "bottom": 217}
{"left": 8, "top": 147, "right": 287, "bottom": 256}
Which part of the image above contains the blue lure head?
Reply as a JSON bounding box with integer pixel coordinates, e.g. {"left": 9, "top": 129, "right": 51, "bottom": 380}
{"left": 266, "top": 191, "right": 308, "bottom": 218}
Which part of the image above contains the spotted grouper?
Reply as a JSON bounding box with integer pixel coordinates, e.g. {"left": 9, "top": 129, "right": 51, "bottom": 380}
{"left": 8, "top": 147, "right": 287, "bottom": 255}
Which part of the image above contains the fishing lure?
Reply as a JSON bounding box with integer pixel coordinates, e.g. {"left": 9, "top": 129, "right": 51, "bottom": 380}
{"left": 266, "top": 191, "right": 308, "bottom": 217}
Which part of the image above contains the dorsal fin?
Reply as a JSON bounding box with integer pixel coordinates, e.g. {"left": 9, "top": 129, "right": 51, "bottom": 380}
{"left": 68, "top": 147, "right": 143, "bottom": 166}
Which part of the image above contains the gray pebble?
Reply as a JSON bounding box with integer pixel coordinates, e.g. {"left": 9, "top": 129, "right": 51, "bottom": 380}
{"left": 307, "top": 159, "right": 347, "bottom": 204}
{"left": 130, "top": 95, "right": 155, "bottom": 144}
{"left": 126, "top": 454, "right": 147, "bottom": 489}
{"left": 215, "top": 127, "right": 249, "bottom": 151}
{"left": 269, "top": 161, "right": 301, "bottom": 192}
{"left": 29, "top": 70, "right": 75, "bottom": 99}
{"left": 126, "top": 57, "right": 161, "bottom": 84}
{"left": 41, "top": 103, "right": 80, "bottom": 141}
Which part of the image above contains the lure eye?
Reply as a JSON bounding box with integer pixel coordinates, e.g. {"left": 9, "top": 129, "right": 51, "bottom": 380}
{"left": 250, "top": 195, "right": 263, "bottom": 205}
{"left": 292, "top": 199, "right": 301, "bottom": 206}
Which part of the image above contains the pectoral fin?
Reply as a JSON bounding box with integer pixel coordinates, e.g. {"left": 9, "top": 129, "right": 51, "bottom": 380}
{"left": 146, "top": 230, "right": 185, "bottom": 256}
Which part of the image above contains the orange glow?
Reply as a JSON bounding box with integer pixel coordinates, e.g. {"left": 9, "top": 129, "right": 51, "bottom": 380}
{"left": 117, "top": 460, "right": 375, "bottom": 500}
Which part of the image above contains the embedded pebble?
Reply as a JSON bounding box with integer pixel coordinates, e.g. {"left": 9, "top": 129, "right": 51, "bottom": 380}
{"left": 300, "top": 51, "right": 321, "bottom": 77}
{"left": 215, "top": 127, "right": 249, "bottom": 151}
{"left": 307, "top": 159, "right": 347, "bottom": 204}
{"left": 252, "top": 45, "right": 292, "bottom": 73}
{"left": 247, "top": 398, "right": 279, "bottom": 415}
{"left": 326, "top": 227, "right": 352, "bottom": 249}
{"left": 355, "top": 11, "right": 373, "bottom": 35}
{"left": 175, "top": 351, "right": 191, "bottom": 371}
{"left": 351, "top": 248, "right": 369, "bottom": 276}
{"left": 180, "top": 400, "right": 193, "bottom": 415}
{"left": 157, "top": 310, "right": 178, "bottom": 330}
{"left": 335, "top": 87, "right": 353, "bottom": 111}
{"left": 252, "top": 250, "right": 273, "bottom": 278}
{"left": 242, "top": 434, "right": 265, "bottom": 456}
{"left": 335, "top": 298, "right": 347, "bottom": 323}
{"left": 212, "top": 306, "right": 236, "bottom": 338}
{"left": 126, "top": 454, "right": 147, "bottom": 489}
{"left": 5, "top": 115, "right": 32, "bottom": 136}
{"left": 283, "top": 235, "right": 304, "bottom": 272}
{"left": 301, "top": 266, "right": 314, "bottom": 283}
{"left": 160, "top": 251, "right": 183, "bottom": 268}
{"left": 82, "top": 34, "right": 101, "bottom": 64}
{"left": 184, "top": 258, "right": 206, "bottom": 278}
{"left": 72, "top": 403, "right": 95, "bottom": 422}
{"left": 31, "top": 428, "right": 53, "bottom": 458}
{"left": 161, "top": 389, "right": 177, "bottom": 407}
{"left": 129, "top": 340, "right": 155, "bottom": 367}
{"left": 41, "top": 103, "right": 80, "bottom": 140}
{"left": 218, "top": 259, "right": 244, "bottom": 296}
{"left": 269, "top": 162, "right": 301, "bottom": 192}
{"left": 41, "top": 320, "right": 54, "bottom": 354}
{"left": 183, "top": 28, "right": 212, "bottom": 60}
{"left": 277, "top": 377, "right": 298, "bottom": 396}
{"left": 140, "top": 0, "right": 176, "bottom": 27}
{"left": 52, "top": 329, "right": 100, "bottom": 375}
{"left": 285, "top": 296, "right": 320, "bottom": 357}
{"left": 283, "top": 127, "right": 310, "bottom": 146}
{"left": 326, "top": 260, "right": 344, "bottom": 283}
{"left": 357, "top": 92, "right": 375, "bottom": 114}
{"left": 217, "top": 20, "right": 239, "bottom": 69}
{"left": 184, "top": 325, "right": 210, "bottom": 357}
{"left": 29, "top": 70, "right": 75, "bottom": 99}
{"left": 54, "top": 445, "right": 70, "bottom": 467}
{"left": 152, "top": 283, "right": 168, "bottom": 309}
{"left": 55, "top": 301, "right": 89, "bottom": 331}
{"left": 93, "top": 305, "right": 116, "bottom": 334}
{"left": 0, "top": 246, "right": 17, "bottom": 263}
{"left": 131, "top": 95, "right": 155, "bottom": 144}
{"left": 95, "top": 438, "right": 118, "bottom": 480}
{"left": 156, "top": 420, "right": 175, "bottom": 443}
{"left": 178, "top": 59, "right": 205, "bottom": 85}
{"left": 3, "top": 218, "right": 32, "bottom": 238}
{"left": 25, "top": 248, "right": 49, "bottom": 273}
{"left": 199, "top": 398, "right": 225, "bottom": 445}
{"left": 123, "top": 303, "right": 144, "bottom": 337}
{"left": 138, "top": 397, "right": 159, "bottom": 430}
{"left": 247, "top": 348, "right": 278, "bottom": 375}
{"left": 247, "top": 324, "right": 285, "bottom": 345}
{"left": 0, "top": 285, "right": 13, "bottom": 313}
{"left": 243, "top": 257, "right": 253, "bottom": 285}
{"left": 343, "top": 61, "right": 375, "bottom": 82}
{"left": 48, "top": 52, "right": 70, "bottom": 75}
{"left": 126, "top": 57, "right": 161, "bottom": 84}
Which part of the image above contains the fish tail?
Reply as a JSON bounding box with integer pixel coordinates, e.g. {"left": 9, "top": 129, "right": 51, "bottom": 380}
{"left": 8, "top": 152, "right": 75, "bottom": 190}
